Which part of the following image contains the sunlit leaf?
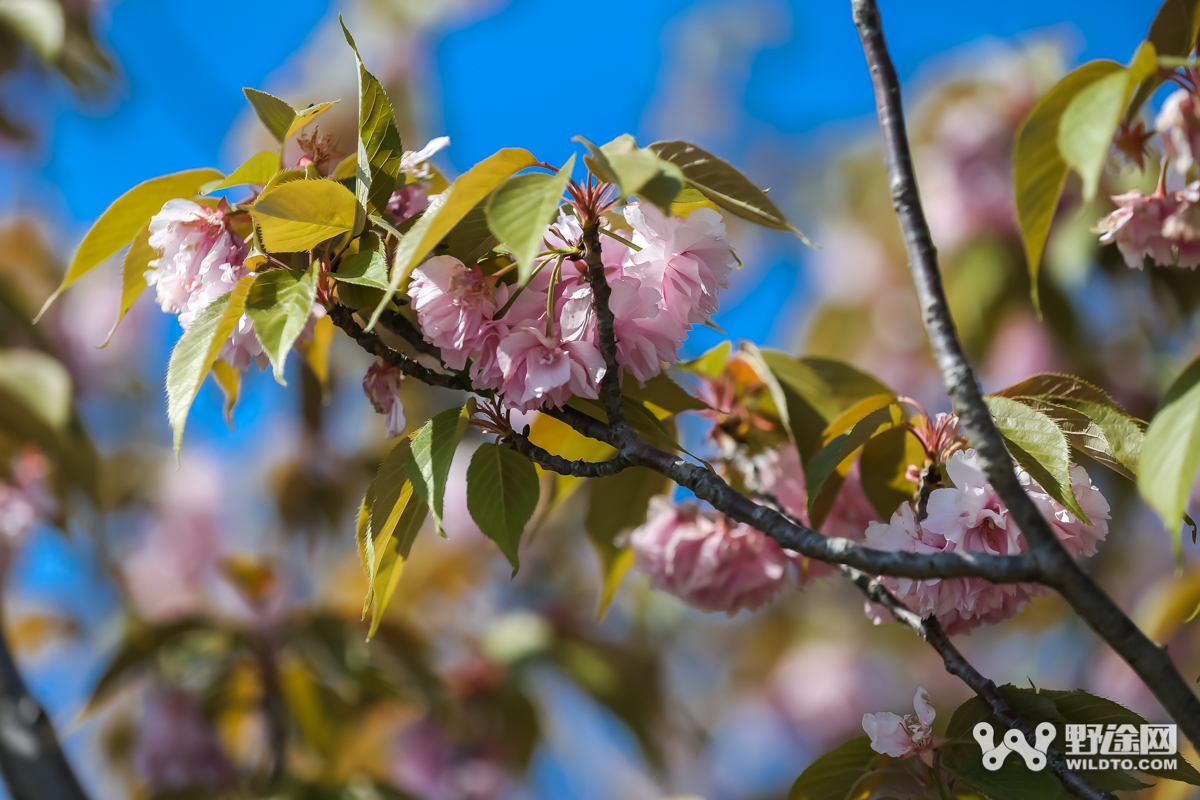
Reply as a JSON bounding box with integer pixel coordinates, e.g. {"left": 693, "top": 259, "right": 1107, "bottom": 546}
{"left": 859, "top": 426, "right": 923, "bottom": 520}
{"left": 368, "top": 147, "right": 538, "bottom": 329}
{"left": 984, "top": 395, "right": 1089, "bottom": 523}
{"left": 299, "top": 313, "right": 334, "bottom": 396}
{"left": 576, "top": 134, "right": 683, "bottom": 212}
{"left": 467, "top": 443, "right": 539, "bottom": 573}
{"left": 1059, "top": 42, "right": 1157, "bottom": 203}
{"left": 38, "top": 167, "right": 222, "bottom": 319}
{"left": 204, "top": 151, "right": 281, "bottom": 193}
{"left": 406, "top": 400, "right": 474, "bottom": 536}
{"left": 285, "top": 101, "right": 337, "bottom": 141}
{"left": 341, "top": 18, "right": 404, "bottom": 213}
{"left": 244, "top": 265, "right": 318, "bottom": 384}
{"left": 486, "top": 154, "right": 574, "bottom": 283}
{"left": 675, "top": 340, "right": 731, "bottom": 379}
{"left": 210, "top": 359, "right": 240, "bottom": 429}
{"left": 334, "top": 232, "right": 389, "bottom": 288}
{"left": 1140, "top": 357, "right": 1200, "bottom": 542}
{"left": 365, "top": 437, "right": 428, "bottom": 622}
{"left": 586, "top": 466, "right": 667, "bottom": 619}
{"left": 243, "top": 87, "right": 296, "bottom": 142}
{"left": 622, "top": 371, "right": 709, "bottom": 415}
{"left": 651, "top": 139, "right": 812, "bottom": 244}
{"left": 102, "top": 220, "right": 151, "bottom": 346}
{"left": 165, "top": 276, "right": 254, "bottom": 456}
{"left": 251, "top": 178, "right": 358, "bottom": 252}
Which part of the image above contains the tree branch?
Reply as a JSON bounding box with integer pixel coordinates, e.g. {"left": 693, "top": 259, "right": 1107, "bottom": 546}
{"left": 844, "top": 566, "right": 1112, "bottom": 800}
{"left": 506, "top": 431, "right": 629, "bottom": 478}
{"left": 376, "top": 308, "right": 443, "bottom": 360}
{"left": 0, "top": 615, "right": 90, "bottom": 800}
{"left": 580, "top": 219, "right": 631, "bottom": 437}
{"left": 328, "top": 305, "right": 469, "bottom": 392}
{"left": 850, "top": 0, "right": 1200, "bottom": 747}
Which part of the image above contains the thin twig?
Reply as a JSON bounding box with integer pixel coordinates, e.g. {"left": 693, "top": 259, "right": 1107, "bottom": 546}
{"left": 843, "top": 566, "right": 1112, "bottom": 800}
{"left": 850, "top": 0, "right": 1200, "bottom": 748}
{"left": 327, "top": 305, "right": 468, "bottom": 391}
{"left": 506, "top": 431, "right": 629, "bottom": 478}
{"left": 376, "top": 309, "right": 442, "bottom": 359}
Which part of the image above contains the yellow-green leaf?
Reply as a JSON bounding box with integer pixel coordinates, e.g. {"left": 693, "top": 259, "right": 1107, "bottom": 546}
{"left": 204, "top": 151, "right": 281, "bottom": 193}
{"left": 651, "top": 139, "right": 811, "bottom": 243}
{"left": 285, "top": 101, "right": 337, "bottom": 141}
{"left": 367, "top": 147, "right": 538, "bottom": 329}
{"left": 1014, "top": 60, "right": 1123, "bottom": 311}
{"left": 405, "top": 400, "right": 474, "bottom": 536}
{"left": 166, "top": 275, "right": 254, "bottom": 456}
{"left": 245, "top": 266, "right": 319, "bottom": 384}
{"left": 486, "top": 154, "right": 574, "bottom": 283}
{"left": 300, "top": 314, "right": 334, "bottom": 396}
{"left": 39, "top": 167, "right": 222, "bottom": 320}
{"left": 210, "top": 359, "right": 240, "bottom": 429}
{"left": 243, "top": 87, "right": 296, "bottom": 142}
{"left": 102, "top": 221, "right": 151, "bottom": 347}
{"left": 365, "top": 437, "right": 428, "bottom": 615}
{"left": 1140, "top": 357, "right": 1200, "bottom": 542}
{"left": 341, "top": 18, "right": 404, "bottom": 213}
{"left": 1059, "top": 42, "right": 1157, "bottom": 203}
{"left": 251, "top": 178, "right": 358, "bottom": 252}
{"left": 577, "top": 134, "right": 683, "bottom": 212}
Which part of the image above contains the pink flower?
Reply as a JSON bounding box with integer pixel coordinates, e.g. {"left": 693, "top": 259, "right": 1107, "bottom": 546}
{"left": 0, "top": 450, "right": 52, "bottom": 577}
{"left": 867, "top": 450, "right": 1108, "bottom": 634}
{"left": 387, "top": 182, "right": 430, "bottom": 223}
{"left": 399, "top": 136, "right": 451, "bottom": 178}
{"left": 863, "top": 687, "right": 936, "bottom": 758}
{"left": 625, "top": 203, "right": 737, "bottom": 328}
{"left": 146, "top": 199, "right": 267, "bottom": 370}
{"left": 407, "top": 256, "right": 499, "bottom": 370}
{"left": 362, "top": 361, "right": 406, "bottom": 438}
{"left": 1158, "top": 89, "right": 1200, "bottom": 173}
{"left": 495, "top": 327, "right": 605, "bottom": 412}
{"left": 630, "top": 496, "right": 793, "bottom": 615}
{"left": 608, "top": 275, "right": 685, "bottom": 385}
{"left": 1092, "top": 190, "right": 1179, "bottom": 269}
{"left": 133, "top": 687, "right": 234, "bottom": 791}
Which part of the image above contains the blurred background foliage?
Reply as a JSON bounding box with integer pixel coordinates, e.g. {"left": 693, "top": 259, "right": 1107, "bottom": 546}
{"left": 1, "top": 0, "right": 1197, "bottom": 799}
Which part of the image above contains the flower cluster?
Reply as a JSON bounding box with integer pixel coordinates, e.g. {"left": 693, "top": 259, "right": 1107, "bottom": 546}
{"left": 864, "top": 449, "right": 1109, "bottom": 634}
{"left": 629, "top": 496, "right": 797, "bottom": 615}
{"left": 862, "top": 687, "right": 938, "bottom": 758}
{"left": 407, "top": 204, "right": 736, "bottom": 413}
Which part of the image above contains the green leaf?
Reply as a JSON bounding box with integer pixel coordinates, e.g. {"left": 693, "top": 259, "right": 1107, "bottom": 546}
{"left": 251, "top": 178, "right": 358, "bottom": 252}
{"left": 787, "top": 736, "right": 885, "bottom": 800}
{"left": 467, "top": 443, "right": 540, "bottom": 573}
{"left": 405, "top": 400, "right": 474, "bottom": 536}
{"left": 0, "top": 349, "right": 72, "bottom": 431}
{"left": 367, "top": 437, "right": 428, "bottom": 594}
{"left": 368, "top": 147, "right": 538, "bottom": 329}
{"left": 859, "top": 426, "right": 923, "bottom": 520}
{"left": 1014, "top": 60, "right": 1124, "bottom": 311}
{"left": 335, "top": 233, "right": 389, "bottom": 288}
{"left": 744, "top": 344, "right": 838, "bottom": 461}
{"left": 1012, "top": 396, "right": 1140, "bottom": 482}
{"left": 102, "top": 221, "right": 151, "bottom": 346}
{"left": 38, "top": 168, "right": 223, "bottom": 320}
{"left": 675, "top": 340, "right": 731, "bottom": 379}
{"left": 243, "top": 87, "right": 336, "bottom": 143}
{"left": 486, "top": 154, "right": 575, "bottom": 283}
{"left": 1140, "top": 356, "right": 1200, "bottom": 539}
{"left": 340, "top": 18, "right": 404, "bottom": 213}
{"left": 166, "top": 276, "right": 254, "bottom": 456}
{"left": 204, "top": 151, "right": 280, "bottom": 193}
{"left": 941, "top": 742, "right": 1063, "bottom": 800}
{"left": 244, "top": 266, "right": 319, "bottom": 384}
{"left": 1148, "top": 0, "right": 1200, "bottom": 59}
{"left": 798, "top": 356, "right": 893, "bottom": 411}
{"left": 806, "top": 402, "right": 900, "bottom": 527}
{"left": 586, "top": 466, "right": 667, "bottom": 619}
{"left": 651, "top": 139, "right": 812, "bottom": 244}
{"left": 576, "top": 134, "right": 684, "bottom": 212}
{"left": 1059, "top": 42, "right": 1158, "bottom": 203}
{"left": 984, "top": 395, "right": 1090, "bottom": 524}
{"left": 243, "top": 87, "right": 296, "bottom": 142}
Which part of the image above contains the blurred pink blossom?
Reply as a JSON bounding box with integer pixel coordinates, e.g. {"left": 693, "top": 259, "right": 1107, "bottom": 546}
{"left": 133, "top": 687, "right": 234, "bottom": 791}
{"left": 630, "top": 496, "right": 793, "bottom": 615}
{"left": 0, "top": 450, "right": 52, "bottom": 577}
{"left": 1158, "top": 89, "right": 1200, "bottom": 174}
{"left": 362, "top": 361, "right": 406, "bottom": 438}
{"left": 387, "top": 182, "right": 430, "bottom": 223}
{"left": 862, "top": 686, "right": 936, "bottom": 758}
{"left": 1092, "top": 190, "right": 1185, "bottom": 269}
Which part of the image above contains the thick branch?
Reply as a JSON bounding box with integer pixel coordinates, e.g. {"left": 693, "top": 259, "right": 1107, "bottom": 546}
{"left": 376, "top": 309, "right": 443, "bottom": 360}
{"left": 328, "top": 305, "right": 469, "bottom": 391}
{"left": 844, "top": 567, "right": 1111, "bottom": 800}
{"left": 0, "top": 618, "right": 89, "bottom": 800}
{"left": 507, "top": 432, "right": 629, "bottom": 478}
{"left": 580, "top": 220, "right": 630, "bottom": 435}
{"left": 850, "top": 0, "right": 1200, "bottom": 746}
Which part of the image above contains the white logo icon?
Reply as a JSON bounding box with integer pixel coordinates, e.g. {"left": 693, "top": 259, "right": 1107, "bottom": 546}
{"left": 974, "top": 722, "right": 1055, "bottom": 771}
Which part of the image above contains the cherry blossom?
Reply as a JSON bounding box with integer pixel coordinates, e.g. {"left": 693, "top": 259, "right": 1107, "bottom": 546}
{"left": 146, "top": 199, "right": 267, "bottom": 370}
{"left": 862, "top": 687, "right": 937, "bottom": 758}
{"left": 629, "top": 496, "right": 795, "bottom": 615}
{"left": 1091, "top": 189, "right": 1180, "bottom": 269}
{"left": 407, "top": 256, "right": 500, "bottom": 369}
{"left": 1158, "top": 88, "right": 1200, "bottom": 173}
{"left": 362, "top": 361, "right": 406, "bottom": 438}
{"left": 494, "top": 328, "right": 605, "bottom": 413}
